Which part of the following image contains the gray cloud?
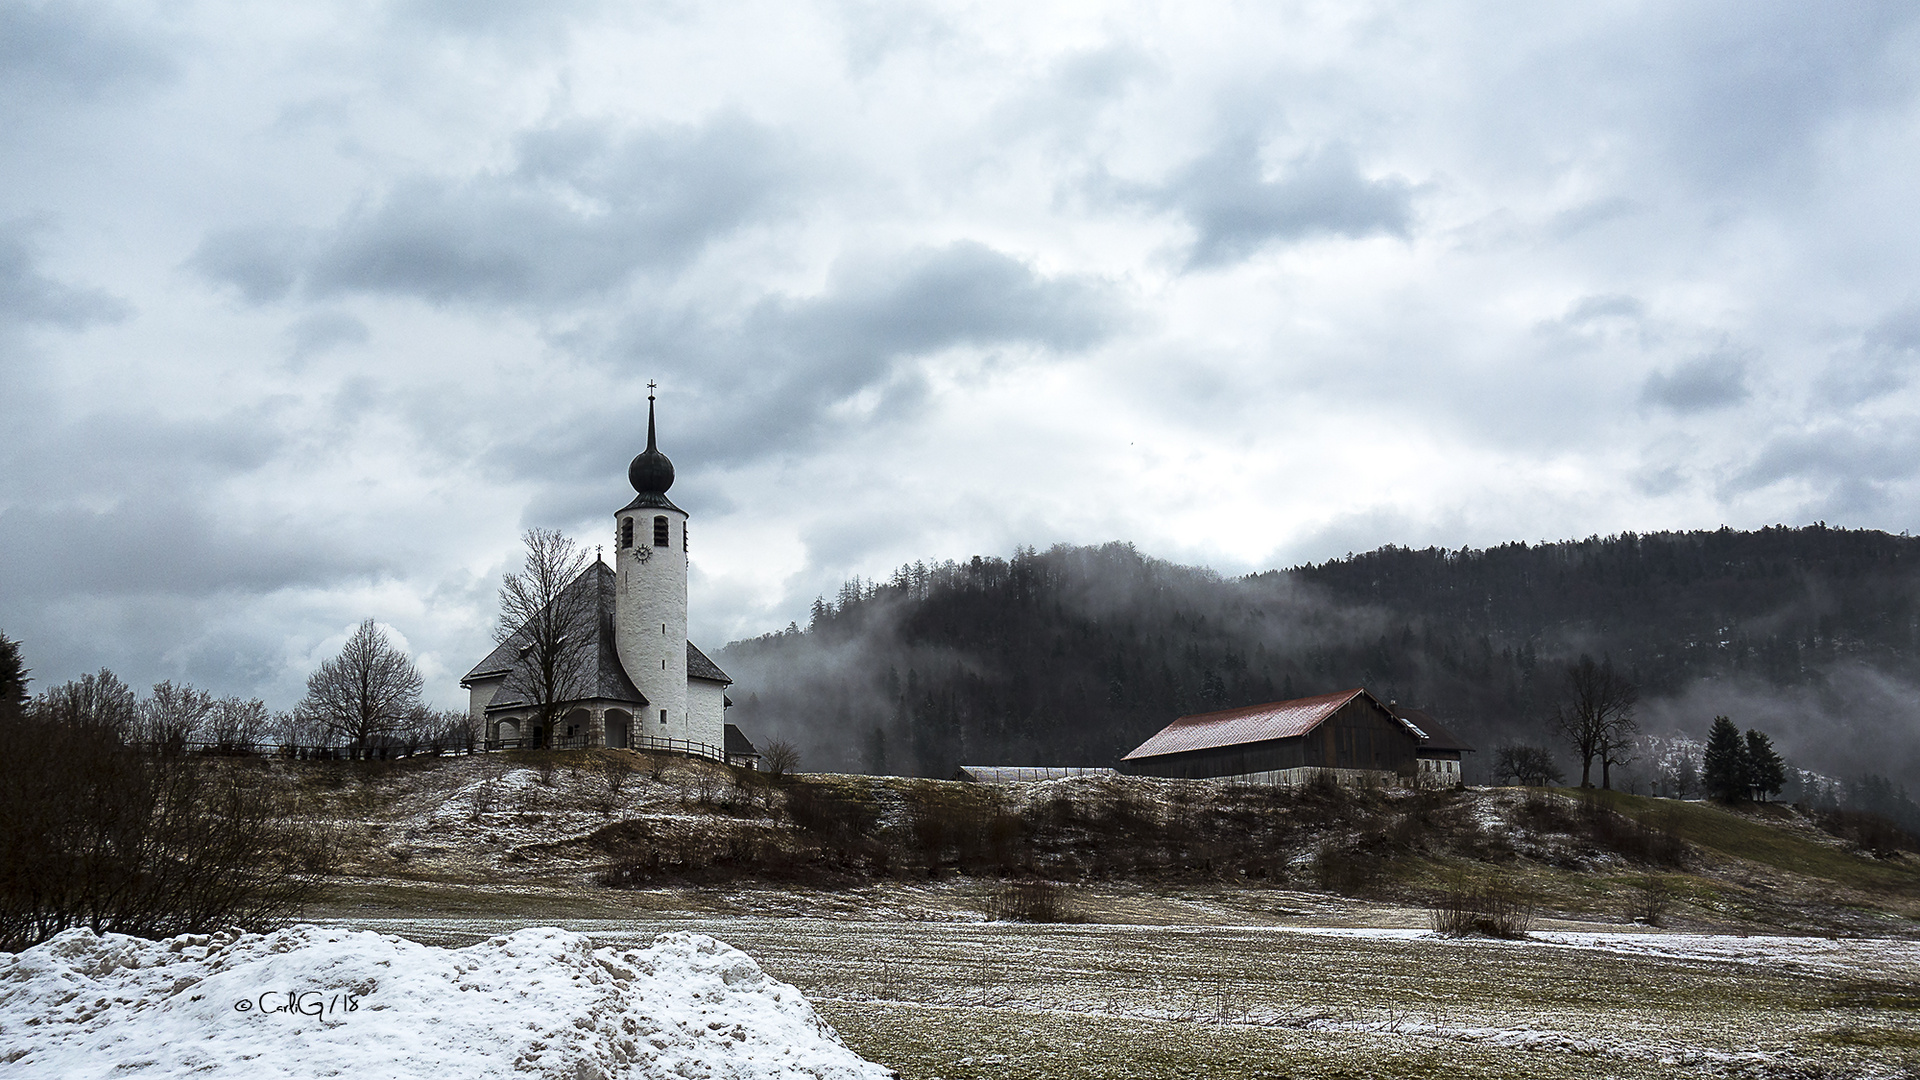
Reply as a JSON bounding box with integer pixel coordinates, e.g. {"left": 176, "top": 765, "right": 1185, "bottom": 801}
{"left": 1730, "top": 424, "right": 1920, "bottom": 513}
{"left": 472, "top": 240, "right": 1128, "bottom": 530}
{"left": 0, "top": 1, "right": 172, "bottom": 102}
{"left": 193, "top": 114, "right": 799, "bottom": 307}
{"left": 287, "top": 310, "right": 370, "bottom": 359}
{"left": 1819, "top": 304, "right": 1920, "bottom": 405}
{"left": 639, "top": 240, "right": 1124, "bottom": 452}
{"left": 1641, "top": 352, "right": 1750, "bottom": 412}
{"left": 1639, "top": 3, "right": 1920, "bottom": 188}
{"left": 1142, "top": 140, "right": 1414, "bottom": 267}
{"left": 0, "top": 224, "right": 129, "bottom": 329}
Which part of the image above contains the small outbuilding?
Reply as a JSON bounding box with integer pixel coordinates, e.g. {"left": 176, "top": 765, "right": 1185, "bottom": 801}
{"left": 723, "top": 723, "right": 760, "bottom": 770}
{"left": 1120, "top": 688, "right": 1431, "bottom": 786}
{"left": 1390, "top": 705, "right": 1475, "bottom": 787}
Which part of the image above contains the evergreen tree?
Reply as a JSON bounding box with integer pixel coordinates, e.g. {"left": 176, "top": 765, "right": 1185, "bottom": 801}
{"left": 0, "top": 632, "right": 27, "bottom": 721}
{"left": 1743, "top": 728, "right": 1786, "bottom": 801}
{"left": 1673, "top": 753, "right": 1699, "bottom": 799}
{"left": 1702, "top": 715, "right": 1747, "bottom": 802}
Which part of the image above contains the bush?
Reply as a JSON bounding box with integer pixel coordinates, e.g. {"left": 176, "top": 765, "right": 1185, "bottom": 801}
{"left": 1430, "top": 882, "right": 1534, "bottom": 938}
{"left": 784, "top": 781, "right": 879, "bottom": 839}
{"left": 991, "top": 880, "right": 1076, "bottom": 923}
{"left": 1576, "top": 792, "right": 1688, "bottom": 867}
{"left": 1815, "top": 809, "right": 1920, "bottom": 858}
{"left": 0, "top": 705, "right": 332, "bottom": 951}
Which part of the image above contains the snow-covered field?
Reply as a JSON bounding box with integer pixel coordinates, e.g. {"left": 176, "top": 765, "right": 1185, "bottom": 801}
{"left": 0, "top": 925, "right": 892, "bottom": 1079}
{"left": 271, "top": 912, "right": 1920, "bottom": 1080}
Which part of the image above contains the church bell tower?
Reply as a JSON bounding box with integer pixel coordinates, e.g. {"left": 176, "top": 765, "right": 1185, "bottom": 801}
{"left": 612, "top": 385, "right": 690, "bottom": 742}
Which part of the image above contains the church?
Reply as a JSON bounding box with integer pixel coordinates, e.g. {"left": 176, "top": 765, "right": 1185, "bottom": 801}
{"left": 460, "top": 391, "right": 753, "bottom": 764}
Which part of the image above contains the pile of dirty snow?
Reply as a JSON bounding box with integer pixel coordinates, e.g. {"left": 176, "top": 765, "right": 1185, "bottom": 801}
{"left": 0, "top": 925, "right": 893, "bottom": 1079}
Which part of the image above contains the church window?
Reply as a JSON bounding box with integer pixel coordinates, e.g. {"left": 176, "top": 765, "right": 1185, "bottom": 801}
{"left": 653, "top": 516, "right": 668, "bottom": 547}
{"left": 621, "top": 518, "right": 633, "bottom": 548}
{"left": 683, "top": 523, "right": 688, "bottom": 552}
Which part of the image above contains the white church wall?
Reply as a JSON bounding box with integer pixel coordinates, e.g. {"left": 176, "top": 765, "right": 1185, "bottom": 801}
{"left": 687, "top": 679, "right": 727, "bottom": 752}
{"left": 614, "top": 509, "right": 690, "bottom": 742}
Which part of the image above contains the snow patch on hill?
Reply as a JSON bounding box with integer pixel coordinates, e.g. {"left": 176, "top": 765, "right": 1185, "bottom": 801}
{"left": 0, "top": 924, "right": 894, "bottom": 1079}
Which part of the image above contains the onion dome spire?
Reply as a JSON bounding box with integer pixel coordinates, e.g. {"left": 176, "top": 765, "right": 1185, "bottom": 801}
{"left": 628, "top": 382, "right": 675, "bottom": 495}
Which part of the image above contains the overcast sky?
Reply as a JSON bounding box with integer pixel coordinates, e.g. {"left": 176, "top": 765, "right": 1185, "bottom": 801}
{"left": 4, "top": 1, "right": 1920, "bottom": 710}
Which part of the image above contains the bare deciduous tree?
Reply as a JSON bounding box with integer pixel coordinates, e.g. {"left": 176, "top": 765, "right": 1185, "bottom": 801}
{"left": 495, "top": 528, "right": 594, "bottom": 750}
{"left": 763, "top": 739, "right": 801, "bottom": 780}
{"left": 35, "top": 668, "right": 139, "bottom": 740}
{"left": 141, "top": 681, "right": 215, "bottom": 753}
{"left": 298, "top": 619, "right": 425, "bottom": 754}
{"left": 205, "top": 696, "right": 270, "bottom": 753}
{"left": 1492, "top": 744, "right": 1563, "bottom": 787}
{"left": 1551, "top": 655, "right": 1638, "bottom": 789}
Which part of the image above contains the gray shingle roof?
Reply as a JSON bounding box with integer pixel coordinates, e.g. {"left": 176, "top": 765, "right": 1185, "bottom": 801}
{"left": 688, "top": 641, "right": 731, "bottom": 684}
{"left": 463, "top": 562, "right": 646, "bottom": 706}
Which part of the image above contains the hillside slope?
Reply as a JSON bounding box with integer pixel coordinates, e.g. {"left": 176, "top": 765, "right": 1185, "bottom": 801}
{"left": 297, "top": 752, "right": 1920, "bottom": 937}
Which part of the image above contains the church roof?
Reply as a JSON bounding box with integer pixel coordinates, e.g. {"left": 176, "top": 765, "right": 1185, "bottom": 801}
{"left": 462, "top": 562, "right": 648, "bottom": 707}
{"left": 688, "top": 641, "right": 731, "bottom": 684}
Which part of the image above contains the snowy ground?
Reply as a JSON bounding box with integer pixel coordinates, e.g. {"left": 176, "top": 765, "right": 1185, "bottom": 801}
{"left": 0, "top": 924, "right": 892, "bottom": 1079}
{"left": 292, "top": 913, "right": 1920, "bottom": 1080}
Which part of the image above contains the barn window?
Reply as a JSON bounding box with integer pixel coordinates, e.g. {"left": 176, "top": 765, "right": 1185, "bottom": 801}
{"left": 620, "top": 517, "right": 633, "bottom": 548}
{"left": 653, "top": 516, "right": 669, "bottom": 547}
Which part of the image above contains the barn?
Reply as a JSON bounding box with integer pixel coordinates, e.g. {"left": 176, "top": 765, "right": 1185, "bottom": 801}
{"left": 1119, "top": 688, "right": 1469, "bottom": 787}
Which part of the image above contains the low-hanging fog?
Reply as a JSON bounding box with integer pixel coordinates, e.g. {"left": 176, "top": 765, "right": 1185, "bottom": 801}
{"left": 720, "top": 528, "right": 1920, "bottom": 795}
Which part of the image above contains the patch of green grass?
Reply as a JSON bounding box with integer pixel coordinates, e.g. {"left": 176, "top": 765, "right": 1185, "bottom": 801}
{"left": 1564, "top": 789, "right": 1920, "bottom": 892}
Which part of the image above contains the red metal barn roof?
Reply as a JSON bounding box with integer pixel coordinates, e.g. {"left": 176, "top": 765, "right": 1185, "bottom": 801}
{"left": 1122, "top": 688, "right": 1382, "bottom": 760}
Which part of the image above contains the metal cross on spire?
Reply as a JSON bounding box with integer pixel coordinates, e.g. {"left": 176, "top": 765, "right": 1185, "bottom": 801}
{"left": 647, "top": 380, "right": 657, "bottom": 400}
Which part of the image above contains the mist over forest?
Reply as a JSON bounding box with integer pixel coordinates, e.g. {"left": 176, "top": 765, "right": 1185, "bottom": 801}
{"left": 720, "top": 526, "right": 1920, "bottom": 799}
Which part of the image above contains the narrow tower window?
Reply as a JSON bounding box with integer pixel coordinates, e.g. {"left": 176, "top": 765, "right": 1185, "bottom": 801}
{"left": 653, "top": 516, "right": 668, "bottom": 547}
{"left": 683, "top": 523, "right": 688, "bottom": 552}
{"left": 620, "top": 517, "right": 633, "bottom": 548}
{"left": 659, "top": 709, "right": 667, "bottom": 725}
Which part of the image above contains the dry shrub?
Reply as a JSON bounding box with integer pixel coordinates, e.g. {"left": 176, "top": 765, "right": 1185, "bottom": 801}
{"left": 1630, "top": 876, "right": 1676, "bottom": 926}
{"left": 905, "top": 786, "right": 1025, "bottom": 872}
{"left": 784, "top": 781, "right": 879, "bottom": 839}
{"left": 1312, "top": 841, "right": 1382, "bottom": 895}
{"left": 1430, "top": 881, "right": 1535, "bottom": 938}
{"left": 992, "top": 880, "right": 1077, "bottom": 923}
{"left": 1815, "top": 809, "right": 1920, "bottom": 858}
{"left": 0, "top": 712, "right": 333, "bottom": 950}
{"left": 1577, "top": 793, "right": 1688, "bottom": 866}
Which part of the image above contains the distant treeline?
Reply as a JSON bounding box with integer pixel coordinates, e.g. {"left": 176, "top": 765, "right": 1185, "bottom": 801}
{"left": 720, "top": 527, "right": 1920, "bottom": 797}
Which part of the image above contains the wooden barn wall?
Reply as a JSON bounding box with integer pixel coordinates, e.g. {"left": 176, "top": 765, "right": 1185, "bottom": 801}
{"left": 1306, "top": 698, "right": 1418, "bottom": 772}
{"left": 1120, "top": 737, "right": 1307, "bottom": 779}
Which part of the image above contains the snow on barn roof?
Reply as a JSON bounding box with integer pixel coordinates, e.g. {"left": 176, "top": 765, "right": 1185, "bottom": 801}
{"left": 1391, "top": 705, "right": 1477, "bottom": 754}
{"left": 1122, "top": 688, "right": 1392, "bottom": 760}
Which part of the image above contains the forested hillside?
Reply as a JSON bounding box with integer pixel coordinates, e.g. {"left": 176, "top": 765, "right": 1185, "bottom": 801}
{"left": 720, "top": 527, "right": 1920, "bottom": 789}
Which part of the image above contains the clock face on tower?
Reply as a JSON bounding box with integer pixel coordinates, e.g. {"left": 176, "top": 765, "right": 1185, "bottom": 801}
{"left": 633, "top": 543, "right": 652, "bottom": 564}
